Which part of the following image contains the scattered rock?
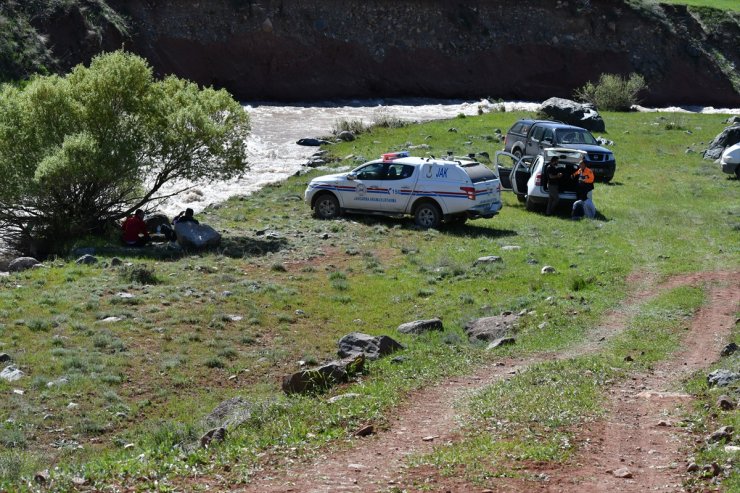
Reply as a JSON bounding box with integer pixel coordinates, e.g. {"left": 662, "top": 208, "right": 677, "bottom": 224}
{"left": 724, "top": 445, "right": 740, "bottom": 453}
{"left": 75, "top": 254, "right": 98, "bottom": 265}
{"left": 110, "top": 257, "right": 123, "bottom": 267}
{"left": 297, "top": 138, "right": 327, "bottom": 146}
{"left": 397, "top": 318, "right": 443, "bottom": 335}
{"left": 720, "top": 342, "right": 738, "bottom": 357}
{"left": 0, "top": 365, "right": 24, "bottom": 382}
{"left": 34, "top": 470, "right": 49, "bottom": 485}
{"left": 67, "top": 402, "right": 79, "bottom": 410}
{"left": 175, "top": 222, "right": 222, "bottom": 249}
{"left": 98, "top": 316, "right": 123, "bottom": 324}
{"left": 686, "top": 462, "right": 700, "bottom": 472}
{"left": 474, "top": 255, "right": 502, "bottom": 266}
{"left": 8, "top": 257, "right": 40, "bottom": 272}
{"left": 0, "top": 353, "right": 10, "bottom": 363}
{"left": 707, "top": 369, "right": 740, "bottom": 387}
{"left": 327, "top": 393, "right": 360, "bottom": 404}
{"left": 541, "top": 265, "right": 556, "bottom": 274}
{"left": 354, "top": 424, "right": 375, "bottom": 437}
{"left": 612, "top": 467, "right": 633, "bottom": 479}
{"left": 702, "top": 462, "right": 722, "bottom": 477}
{"left": 116, "top": 292, "right": 134, "bottom": 299}
{"left": 422, "top": 435, "right": 439, "bottom": 442}
{"left": 726, "top": 116, "right": 740, "bottom": 125}
{"left": 203, "top": 397, "right": 253, "bottom": 430}
{"left": 538, "top": 97, "right": 606, "bottom": 132}
{"left": 486, "top": 337, "right": 516, "bottom": 349}
{"left": 707, "top": 426, "right": 733, "bottom": 443}
{"left": 624, "top": 355, "right": 634, "bottom": 362}
{"left": 200, "top": 427, "right": 227, "bottom": 448}
{"left": 717, "top": 395, "right": 736, "bottom": 411}
{"left": 501, "top": 245, "right": 521, "bottom": 251}
{"left": 337, "top": 130, "right": 355, "bottom": 142}
{"left": 282, "top": 355, "right": 365, "bottom": 394}
{"left": 337, "top": 332, "right": 404, "bottom": 360}
{"left": 47, "top": 377, "right": 69, "bottom": 388}
{"left": 464, "top": 313, "right": 519, "bottom": 342}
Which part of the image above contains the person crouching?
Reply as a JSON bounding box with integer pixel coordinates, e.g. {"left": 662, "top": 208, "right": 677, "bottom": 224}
{"left": 121, "top": 209, "right": 150, "bottom": 246}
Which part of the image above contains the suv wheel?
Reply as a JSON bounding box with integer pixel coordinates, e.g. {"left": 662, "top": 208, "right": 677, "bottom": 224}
{"left": 513, "top": 148, "right": 523, "bottom": 159}
{"left": 414, "top": 202, "right": 442, "bottom": 229}
{"left": 314, "top": 194, "right": 340, "bottom": 219}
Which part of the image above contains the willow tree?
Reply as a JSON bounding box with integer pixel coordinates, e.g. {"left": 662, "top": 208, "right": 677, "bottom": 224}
{"left": 0, "top": 50, "right": 250, "bottom": 255}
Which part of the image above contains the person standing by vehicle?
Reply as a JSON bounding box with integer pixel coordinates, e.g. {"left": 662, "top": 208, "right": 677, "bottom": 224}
{"left": 572, "top": 158, "right": 596, "bottom": 220}
{"left": 122, "top": 209, "right": 150, "bottom": 246}
{"left": 545, "top": 156, "right": 564, "bottom": 216}
{"left": 572, "top": 157, "right": 594, "bottom": 201}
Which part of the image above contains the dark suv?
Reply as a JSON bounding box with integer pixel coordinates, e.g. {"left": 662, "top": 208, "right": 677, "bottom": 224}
{"left": 503, "top": 119, "right": 616, "bottom": 182}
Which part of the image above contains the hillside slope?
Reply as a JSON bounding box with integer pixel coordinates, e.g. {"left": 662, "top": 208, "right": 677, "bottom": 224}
{"left": 2, "top": 0, "right": 739, "bottom": 106}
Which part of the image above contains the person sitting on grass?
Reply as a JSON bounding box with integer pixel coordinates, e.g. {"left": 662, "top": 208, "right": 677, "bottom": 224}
{"left": 173, "top": 208, "right": 199, "bottom": 225}
{"left": 121, "top": 209, "right": 150, "bottom": 246}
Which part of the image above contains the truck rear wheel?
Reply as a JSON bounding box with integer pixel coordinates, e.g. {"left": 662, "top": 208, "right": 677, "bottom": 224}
{"left": 414, "top": 202, "right": 442, "bottom": 229}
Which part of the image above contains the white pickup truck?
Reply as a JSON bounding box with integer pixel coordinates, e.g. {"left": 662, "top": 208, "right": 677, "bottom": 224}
{"left": 305, "top": 152, "right": 502, "bottom": 228}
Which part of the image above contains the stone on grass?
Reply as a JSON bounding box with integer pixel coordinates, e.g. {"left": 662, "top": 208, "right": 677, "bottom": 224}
{"left": 703, "top": 124, "right": 740, "bottom": 160}
{"left": 501, "top": 245, "right": 521, "bottom": 251}
{"left": 541, "top": 265, "right": 556, "bottom": 274}
{"left": 175, "top": 222, "right": 222, "bottom": 249}
{"left": 0, "top": 353, "right": 10, "bottom": 363}
{"left": 707, "top": 369, "right": 740, "bottom": 387}
{"left": 706, "top": 426, "right": 733, "bottom": 443}
{"left": 203, "top": 397, "right": 254, "bottom": 430}
{"left": 200, "top": 427, "right": 227, "bottom": 448}
{"left": 328, "top": 393, "right": 360, "bottom": 404}
{"left": 474, "top": 255, "right": 502, "bottom": 266}
{"left": 354, "top": 424, "right": 374, "bottom": 437}
{"left": 720, "top": 342, "right": 738, "bottom": 357}
{"left": 110, "top": 257, "right": 123, "bottom": 267}
{"left": 8, "top": 257, "right": 40, "bottom": 272}
{"left": 76, "top": 254, "right": 98, "bottom": 265}
{"left": 0, "top": 365, "right": 24, "bottom": 382}
{"left": 338, "top": 332, "right": 404, "bottom": 360}
{"left": 397, "top": 318, "right": 443, "bottom": 335}
{"left": 145, "top": 213, "right": 171, "bottom": 233}
{"left": 282, "top": 355, "right": 365, "bottom": 395}
{"left": 486, "top": 337, "right": 516, "bottom": 350}
{"left": 717, "top": 395, "right": 735, "bottom": 411}
{"left": 464, "top": 313, "right": 519, "bottom": 342}
{"left": 337, "top": 131, "right": 355, "bottom": 142}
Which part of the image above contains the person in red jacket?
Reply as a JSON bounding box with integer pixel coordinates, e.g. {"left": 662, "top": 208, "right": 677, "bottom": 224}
{"left": 121, "top": 209, "right": 150, "bottom": 246}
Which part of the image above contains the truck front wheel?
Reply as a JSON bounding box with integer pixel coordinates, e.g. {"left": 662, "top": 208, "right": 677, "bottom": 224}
{"left": 314, "top": 193, "right": 340, "bottom": 219}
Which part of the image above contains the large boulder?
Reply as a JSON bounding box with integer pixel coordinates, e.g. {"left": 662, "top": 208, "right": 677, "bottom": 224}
{"left": 707, "top": 369, "right": 740, "bottom": 388}
{"left": 8, "top": 257, "right": 40, "bottom": 272}
{"left": 464, "top": 313, "right": 519, "bottom": 342}
{"left": 282, "top": 355, "right": 364, "bottom": 394}
{"left": 175, "top": 222, "right": 221, "bottom": 249}
{"left": 337, "top": 332, "right": 404, "bottom": 360}
{"left": 703, "top": 125, "right": 740, "bottom": 160}
{"left": 538, "top": 97, "right": 606, "bottom": 132}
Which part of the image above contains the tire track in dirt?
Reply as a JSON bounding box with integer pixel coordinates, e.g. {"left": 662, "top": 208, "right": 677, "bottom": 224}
{"left": 233, "top": 270, "right": 738, "bottom": 493}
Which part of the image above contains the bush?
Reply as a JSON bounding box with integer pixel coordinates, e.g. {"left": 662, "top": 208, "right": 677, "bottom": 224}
{"left": 120, "top": 264, "right": 159, "bottom": 285}
{"left": 0, "top": 50, "right": 250, "bottom": 255}
{"left": 332, "top": 118, "right": 367, "bottom": 135}
{"left": 574, "top": 73, "right": 647, "bottom": 111}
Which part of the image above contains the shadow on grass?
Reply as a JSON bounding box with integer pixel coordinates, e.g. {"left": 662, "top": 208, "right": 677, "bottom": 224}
{"left": 71, "top": 235, "right": 289, "bottom": 261}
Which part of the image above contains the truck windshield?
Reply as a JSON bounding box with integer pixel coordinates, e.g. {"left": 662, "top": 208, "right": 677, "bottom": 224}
{"left": 555, "top": 129, "right": 598, "bottom": 145}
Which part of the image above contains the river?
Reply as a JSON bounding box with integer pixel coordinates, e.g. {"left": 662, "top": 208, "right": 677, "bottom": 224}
{"left": 158, "top": 98, "right": 740, "bottom": 216}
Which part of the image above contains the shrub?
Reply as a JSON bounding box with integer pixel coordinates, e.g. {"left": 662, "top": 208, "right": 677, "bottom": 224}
{"left": 574, "top": 73, "right": 647, "bottom": 111}
{"left": 371, "top": 108, "right": 407, "bottom": 129}
{"left": 332, "top": 118, "right": 367, "bottom": 135}
{"left": 0, "top": 51, "right": 250, "bottom": 255}
{"left": 119, "top": 264, "right": 159, "bottom": 285}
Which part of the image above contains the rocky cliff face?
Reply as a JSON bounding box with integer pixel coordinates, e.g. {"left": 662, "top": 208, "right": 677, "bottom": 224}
{"left": 72, "top": 1, "right": 740, "bottom": 105}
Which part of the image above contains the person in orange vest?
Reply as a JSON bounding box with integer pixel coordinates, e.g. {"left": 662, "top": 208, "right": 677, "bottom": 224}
{"left": 121, "top": 209, "right": 150, "bottom": 246}
{"left": 572, "top": 158, "right": 596, "bottom": 219}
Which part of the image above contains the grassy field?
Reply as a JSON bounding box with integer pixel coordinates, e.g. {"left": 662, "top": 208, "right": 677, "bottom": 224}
{"left": 0, "top": 109, "right": 738, "bottom": 491}
{"left": 661, "top": 0, "right": 740, "bottom": 11}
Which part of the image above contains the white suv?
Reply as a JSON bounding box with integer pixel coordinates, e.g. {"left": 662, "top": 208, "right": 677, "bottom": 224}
{"left": 305, "top": 152, "right": 502, "bottom": 228}
{"left": 495, "top": 148, "right": 586, "bottom": 211}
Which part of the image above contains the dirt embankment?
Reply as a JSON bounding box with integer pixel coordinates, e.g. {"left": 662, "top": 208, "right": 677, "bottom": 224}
{"left": 94, "top": 0, "right": 739, "bottom": 106}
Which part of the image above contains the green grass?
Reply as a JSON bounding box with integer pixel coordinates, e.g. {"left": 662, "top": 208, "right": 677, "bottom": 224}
{"left": 661, "top": 0, "right": 740, "bottom": 11}
{"left": 415, "top": 286, "right": 706, "bottom": 485}
{"left": 0, "top": 110, "right": 738, "bottom": 490}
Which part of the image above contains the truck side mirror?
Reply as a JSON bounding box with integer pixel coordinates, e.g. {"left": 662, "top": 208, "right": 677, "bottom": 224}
{"left": 347, "top": 173, "right": 356, "bottom": 180}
